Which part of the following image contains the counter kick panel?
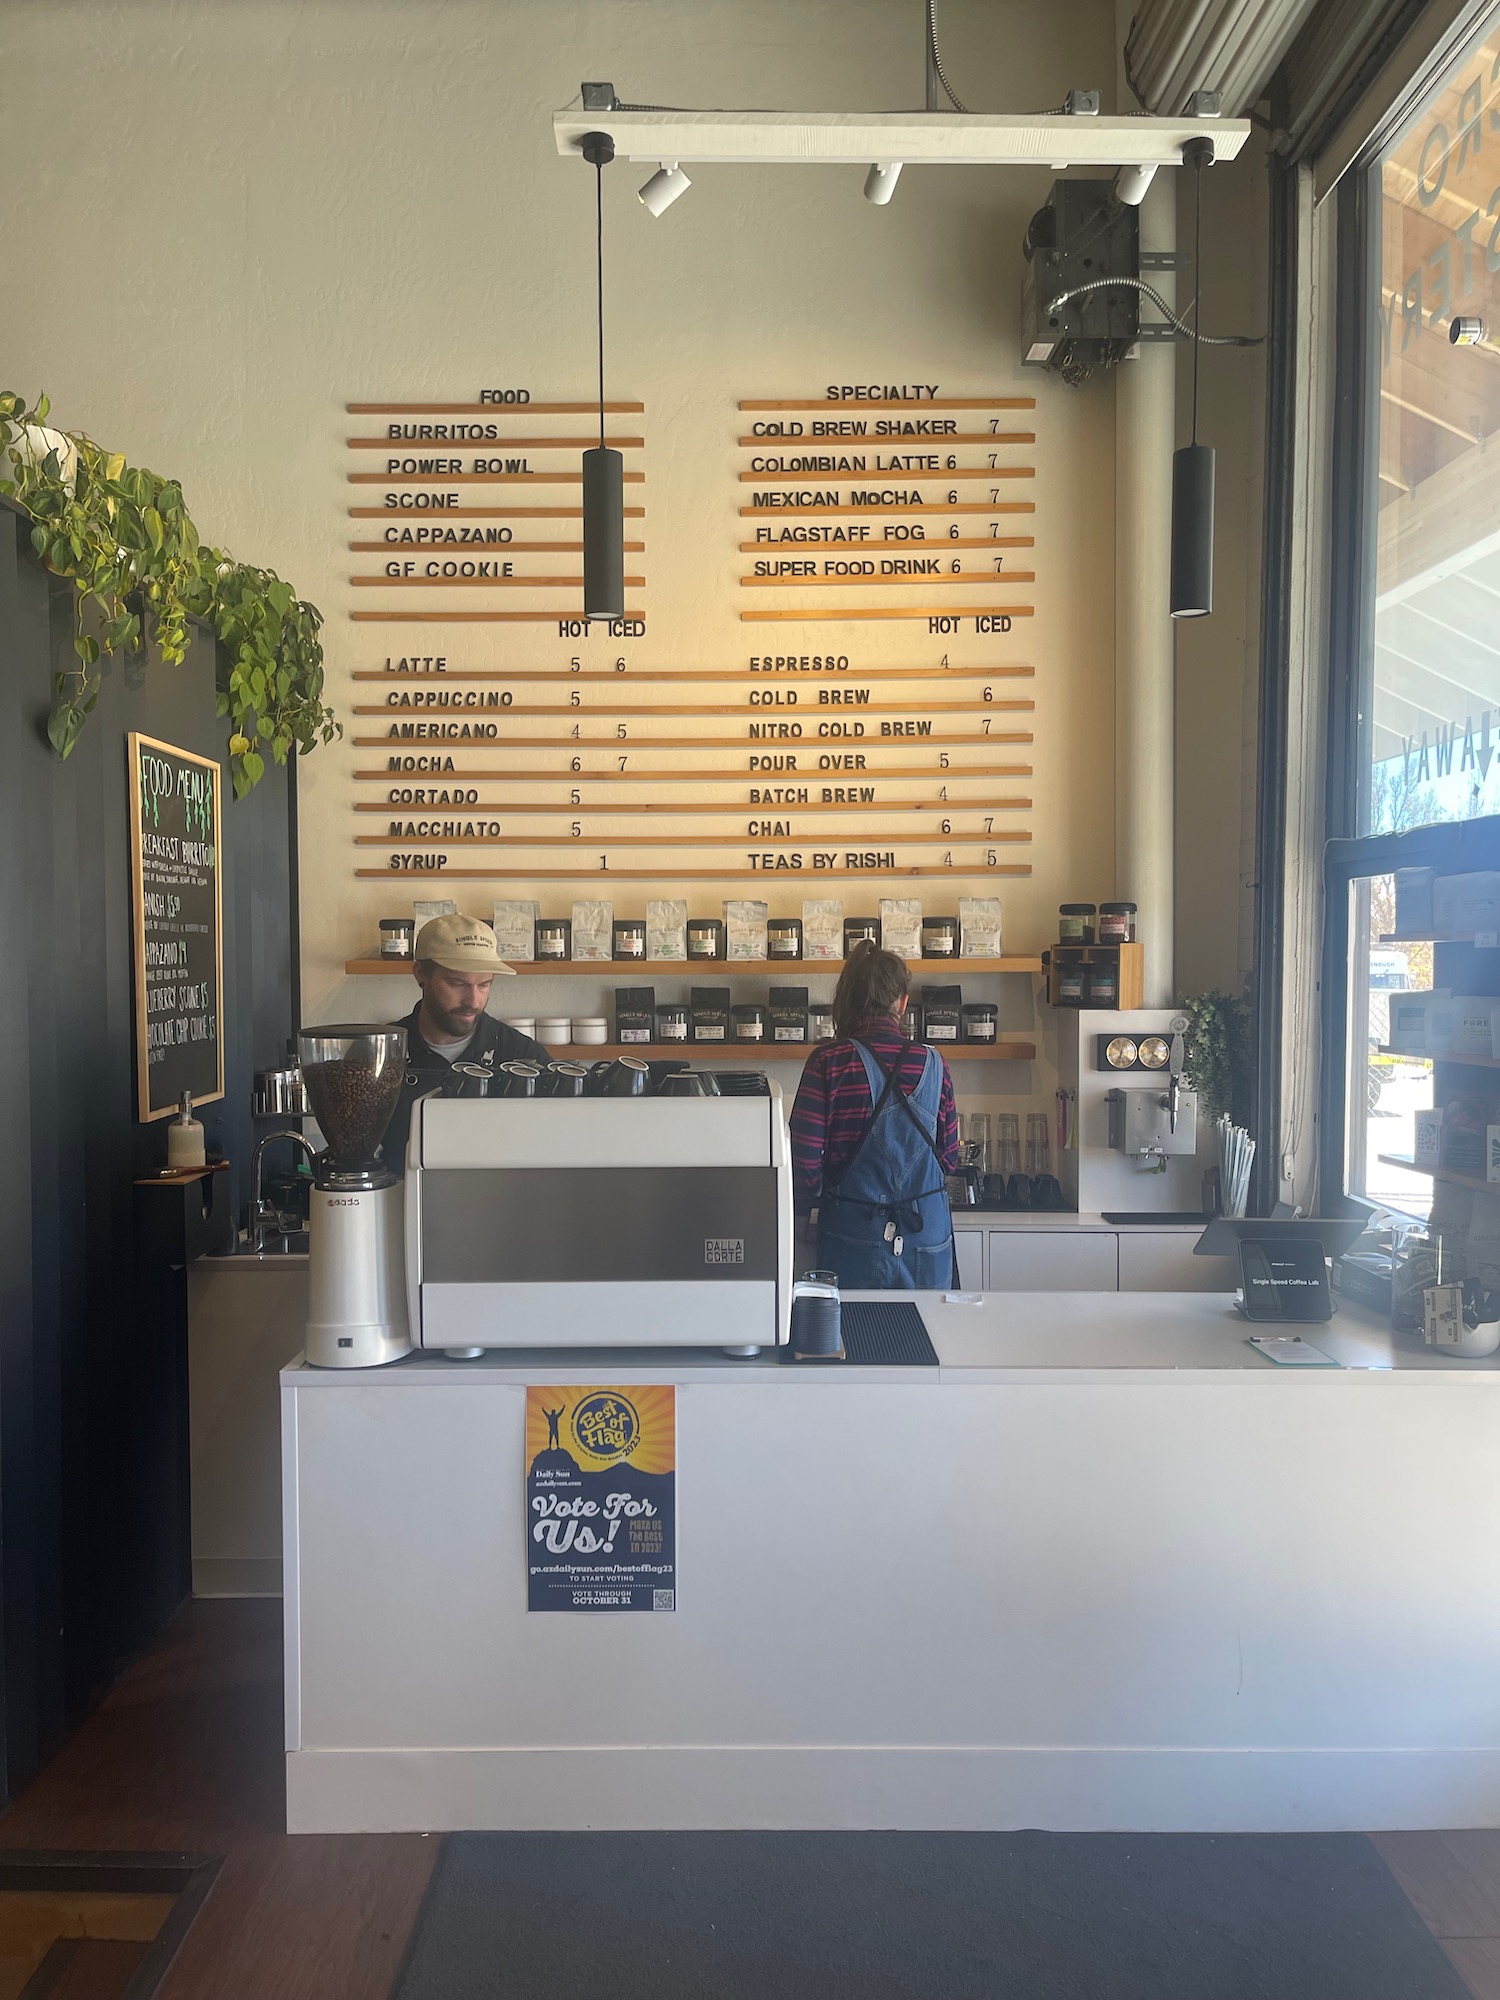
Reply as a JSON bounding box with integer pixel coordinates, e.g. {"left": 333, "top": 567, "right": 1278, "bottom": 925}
{"left": 419, "top": 1167, "right": 778, "bottom": 1282}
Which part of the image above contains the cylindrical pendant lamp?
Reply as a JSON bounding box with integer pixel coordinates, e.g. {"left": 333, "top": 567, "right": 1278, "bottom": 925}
{"left": 580, "top": 130, "right": 624, "bottom": 622}
{"left": 583, "top": 445, "right": 624, "bottom": 619}
{"left": 1170, "top": 441, "right": 1214, "bottom": 619}
{"left": 1170, "top": 137, "right": 1215, "bottom": 622}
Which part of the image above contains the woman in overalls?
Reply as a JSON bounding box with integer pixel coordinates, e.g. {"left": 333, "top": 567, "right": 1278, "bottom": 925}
{"left": 789, "top": 942, "right": 960, "bottom": 1289}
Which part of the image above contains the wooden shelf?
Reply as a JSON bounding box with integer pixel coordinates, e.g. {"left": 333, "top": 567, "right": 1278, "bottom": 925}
{"left": 1377, "top": 1154, "right": 1497, "bottom": 1193}
{"left": 344, "top": 955, "right": 1045, "bottom": 977}
{"left": 527, "top": 1042, "right": 1037, "bottom": 1062}
{"left": 1377, "top": 1045, "right": 1500, "bottom": 1068}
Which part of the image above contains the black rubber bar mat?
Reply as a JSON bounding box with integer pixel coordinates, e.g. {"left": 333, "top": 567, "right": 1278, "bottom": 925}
{"left": 837, "top": 1300, "right": 939, "bottom": 1366}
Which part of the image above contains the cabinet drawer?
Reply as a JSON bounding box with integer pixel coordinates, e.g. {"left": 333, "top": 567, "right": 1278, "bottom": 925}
{"left": 986, "top": 1231, "right": 1118, "bottom": 1291}
{"left": 1117, "top": 1232, "right": 1237, "bottom": 1292}
{"left": 953, "top": 1228, "right": 985, "bottom": 1291}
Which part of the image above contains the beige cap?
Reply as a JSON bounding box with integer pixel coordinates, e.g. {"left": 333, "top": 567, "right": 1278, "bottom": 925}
{"left": 413, "top": 913, "right": 517, "bottom": 975}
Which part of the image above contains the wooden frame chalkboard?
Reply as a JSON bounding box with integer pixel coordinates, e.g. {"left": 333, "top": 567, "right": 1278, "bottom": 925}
{"left": 128, "top": 732, "right": 225, "bottom": 1122}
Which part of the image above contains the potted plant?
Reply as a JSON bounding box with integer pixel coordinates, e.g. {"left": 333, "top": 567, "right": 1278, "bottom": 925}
{"left": 0, "top": 389, "right": 336, "bottom": 793}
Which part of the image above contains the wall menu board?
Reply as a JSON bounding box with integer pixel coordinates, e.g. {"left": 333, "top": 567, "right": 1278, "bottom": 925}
{"left": 128, "top": 732, "right": 224, "bottom": 1122}
{"left": 342, "top": 386, "right": 1034, "bottom": 883}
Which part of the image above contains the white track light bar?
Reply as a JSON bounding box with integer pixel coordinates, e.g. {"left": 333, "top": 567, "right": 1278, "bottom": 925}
{"left": 555, "top": 109, "right": 1249, "bottom": 170}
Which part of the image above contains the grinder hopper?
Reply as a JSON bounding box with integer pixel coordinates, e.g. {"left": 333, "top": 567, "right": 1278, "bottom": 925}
{"left": 298, "top": 1024, "right": 407, "bottom": 1179}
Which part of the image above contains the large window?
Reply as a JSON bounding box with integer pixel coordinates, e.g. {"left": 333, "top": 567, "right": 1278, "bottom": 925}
{"left": 1368, "top": 28, "right": 1500, "bottom": 835}
{"left": 1324, "top": 10, "right": 1500, "bottom": 1218}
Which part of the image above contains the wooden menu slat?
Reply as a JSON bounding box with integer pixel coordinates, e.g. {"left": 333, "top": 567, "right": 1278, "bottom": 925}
{"left": 741, "top": 606, "right": 1035, "bottom": 622}
{"left": 349, "top": 436, "right": 644, "bottom": 449}
{"left": 348, "top": 401, "right": 645, "bottom": 413}
{"left": 738, "top": 432, "right": 1034, "bottom": 447}
{"left": 739, "top": 572, "right": 1035, "bottom": 588}
{"left": 350, "top": 540, "right": 647, "bottom": 553}
{"left": 352, "top": 612, "right": 644, "bottom": 624}
{"left": 350, "top": 665, "right": 1034, "bottom": 682}
{"left": 357, "top": 764, "right": 1034, "bottom": 780}
{"left": 356, "top": 788, "right": 1032, "bottom": 804}
{"left": 737, "top": 537, "right": 1033, "bottom": 553}
{"left": 355, "top": 698, "right": 1032, "bottom": 716}
{"left": 740, "top": 501, "right": 1033, "bottom": 517}
{"left": 357, "top": 830, "right": 1031, "bottom": 847}
{"left": 739, "top": 398, "right": 1035, "bottom": 411}
{"left": 350, "top": 575, "right": 646, "bottom": 588}
{"left": 351, "top": 471, "right": 645, "bottom": 485}
{"left": 738, "top": 467, "right": 1033, "bottom": 483}
{"left": 351, "top": 507, "right": 646, "bottom": 519}
{"left": 355, "top": 730, "right": 1033, "bottom": 748}
{"left": 358, "top": 865, "right": 1033, "bottom": 879}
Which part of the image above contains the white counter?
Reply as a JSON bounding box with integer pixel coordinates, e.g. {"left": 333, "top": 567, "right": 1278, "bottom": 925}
{"left": 282, "top": 1291, "right": 1500, "bottom": 1835}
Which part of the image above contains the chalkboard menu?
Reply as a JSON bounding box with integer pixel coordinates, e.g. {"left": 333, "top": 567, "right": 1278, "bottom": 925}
{"left": 128, "top": 733, "right": 224, "bottom": 1121}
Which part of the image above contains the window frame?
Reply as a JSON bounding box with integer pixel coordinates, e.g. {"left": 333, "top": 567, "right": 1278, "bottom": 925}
{"left": 1319, "top": 55, "right": 1500, "bottom": 1214}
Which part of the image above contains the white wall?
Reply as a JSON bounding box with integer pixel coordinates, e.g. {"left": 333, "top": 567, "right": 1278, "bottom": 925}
{"left": 1, "top": 0, "right": 1262, "bottom": 1094}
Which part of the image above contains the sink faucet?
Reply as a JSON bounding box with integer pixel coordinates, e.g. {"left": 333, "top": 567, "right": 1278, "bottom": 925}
{"left": 249, "top": 1130, "right": 318, "bottom": 1251}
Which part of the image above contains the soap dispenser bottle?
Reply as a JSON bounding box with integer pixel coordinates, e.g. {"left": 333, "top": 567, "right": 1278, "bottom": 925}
{"left": 166, "top": 1090, "right": 207, "bottom": 1169}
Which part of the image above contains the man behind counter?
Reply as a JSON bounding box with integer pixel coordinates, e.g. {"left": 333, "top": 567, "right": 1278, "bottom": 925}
{"left": 380, "top": 914, "right": 547, "bottom": 1163}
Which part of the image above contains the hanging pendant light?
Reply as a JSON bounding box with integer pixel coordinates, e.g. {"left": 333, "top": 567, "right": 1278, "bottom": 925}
{"left": 1170, "top": 137, "right": 1214, "bottom": 620}
{"left": 580, "top": 130, "right": 624, "bottom": 622}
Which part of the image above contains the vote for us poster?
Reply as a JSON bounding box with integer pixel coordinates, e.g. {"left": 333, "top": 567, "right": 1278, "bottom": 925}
{"left": 525, "top": 1386, "right": 676, "bottom": 1612}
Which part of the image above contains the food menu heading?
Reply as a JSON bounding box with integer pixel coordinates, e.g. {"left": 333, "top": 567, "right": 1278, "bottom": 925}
{"left": 343, "top": 386, "right": 1037, "bottom": 884}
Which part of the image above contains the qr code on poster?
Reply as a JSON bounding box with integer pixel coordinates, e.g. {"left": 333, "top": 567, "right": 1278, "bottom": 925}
{"left": 653, "top": 1589, "right": 676, "bottom": 1612}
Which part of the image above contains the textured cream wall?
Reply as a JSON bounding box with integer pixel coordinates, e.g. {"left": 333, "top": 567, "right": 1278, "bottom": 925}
{"left": 0, "top": 0, "right": 1119, "bottom": 1036}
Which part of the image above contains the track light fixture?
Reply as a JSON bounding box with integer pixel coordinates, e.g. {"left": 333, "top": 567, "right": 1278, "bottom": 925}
{"left": 1112, "top": 161, "right": 1157, "bottom": 207}
{"left": 579, "top": 131, "right": 624, "bottom": 622}
{"left": 638, "top": 161, "right": 691, "bottom": 216}
{"left": 863, "top": 162, "right": 903, "bottom": 205}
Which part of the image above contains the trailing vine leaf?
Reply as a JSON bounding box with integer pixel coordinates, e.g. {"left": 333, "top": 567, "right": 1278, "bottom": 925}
{"left": 1180, "top": 990, "right": 1253, "bottom": 1125}
{"left": 0, "top": 388, "right": 337, "bottom": 787}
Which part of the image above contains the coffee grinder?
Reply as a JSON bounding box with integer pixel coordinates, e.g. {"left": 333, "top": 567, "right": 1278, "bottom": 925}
{"left": 298, "top": 1024, "right": 412, "bottom": 1368}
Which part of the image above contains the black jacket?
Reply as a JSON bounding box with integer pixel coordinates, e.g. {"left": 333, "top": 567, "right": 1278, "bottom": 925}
{"left": 379, "top": 1003, "right": 549, "bottom": 1167}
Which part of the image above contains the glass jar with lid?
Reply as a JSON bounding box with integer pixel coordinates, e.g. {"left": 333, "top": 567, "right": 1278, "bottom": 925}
{"left": 1058, "top": 903, "right": 1096, "bottom": 944}
{"left": 656, "top": 1002, "right": 689, "bottom": 1042}
{"left": 1098, "top": 901, "right": 1137, "bottom": 944}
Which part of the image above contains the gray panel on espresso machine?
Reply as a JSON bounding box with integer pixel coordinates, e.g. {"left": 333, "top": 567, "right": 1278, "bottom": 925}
{"left": 419, "top": 1167, "right": 779, "bottom": 1284}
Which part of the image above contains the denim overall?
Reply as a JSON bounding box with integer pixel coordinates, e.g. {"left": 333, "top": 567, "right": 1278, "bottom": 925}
{"left": 816, "top": 1041, "right": 955, "bottom": 1290}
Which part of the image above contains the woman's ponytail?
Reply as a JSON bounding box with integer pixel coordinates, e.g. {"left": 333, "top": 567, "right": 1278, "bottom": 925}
{"left": 830, "top": 940, "right": 910, "bottom": 1040}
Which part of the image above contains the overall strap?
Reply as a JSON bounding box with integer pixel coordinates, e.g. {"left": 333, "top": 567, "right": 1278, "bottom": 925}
{"left": 829, "top": 1039, "right": 946, "bottom": 1199}
{"left": 862, "top": 1040, "right": 946, "bottom": 1172}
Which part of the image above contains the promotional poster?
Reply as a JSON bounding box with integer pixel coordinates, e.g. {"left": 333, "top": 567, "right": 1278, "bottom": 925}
{"left": 524, "top": 1386, "right": 676, "bottom": 1612}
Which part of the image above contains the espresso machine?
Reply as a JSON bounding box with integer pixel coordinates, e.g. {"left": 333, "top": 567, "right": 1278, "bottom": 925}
{"left": 298, "top": 1024, "right": 413, "bottom": 1368}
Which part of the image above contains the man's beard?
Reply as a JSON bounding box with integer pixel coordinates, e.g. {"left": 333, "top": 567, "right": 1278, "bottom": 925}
{"left": 427, "top": 996, "right": 479, "bottom": 1039}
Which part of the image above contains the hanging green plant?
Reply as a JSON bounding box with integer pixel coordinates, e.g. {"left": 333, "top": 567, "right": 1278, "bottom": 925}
{"left": 1180, "top": 989, "right": 1253, "bottom": 1126}
{"left": 0, "top": 389, "right": 337, "bottom": 797}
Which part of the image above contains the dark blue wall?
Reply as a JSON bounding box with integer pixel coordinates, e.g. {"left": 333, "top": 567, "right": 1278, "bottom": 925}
{"left": 0, "top": 499, "right": 297, "bottom": 1796}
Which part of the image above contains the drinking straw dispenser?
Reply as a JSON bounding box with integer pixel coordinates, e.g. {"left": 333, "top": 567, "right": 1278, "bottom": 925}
{"left": 297, "top": 1025, "right": 412, "bottom": 1368}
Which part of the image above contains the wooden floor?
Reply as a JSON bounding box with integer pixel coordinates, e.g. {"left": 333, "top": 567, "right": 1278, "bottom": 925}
{"left": 1376, "top": 1834, "right": 1500, "bottom": 1999}
{"left": 2, "top": 1599, "right": 1499, "bottom": 1999}
{"left": 0, "top": 1601, "right": 434, "bottom": 2000}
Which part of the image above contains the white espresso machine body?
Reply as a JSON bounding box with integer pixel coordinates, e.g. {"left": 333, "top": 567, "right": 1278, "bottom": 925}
{"left": 405, "top": 1089, "right": 794, "bottom": 1356}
